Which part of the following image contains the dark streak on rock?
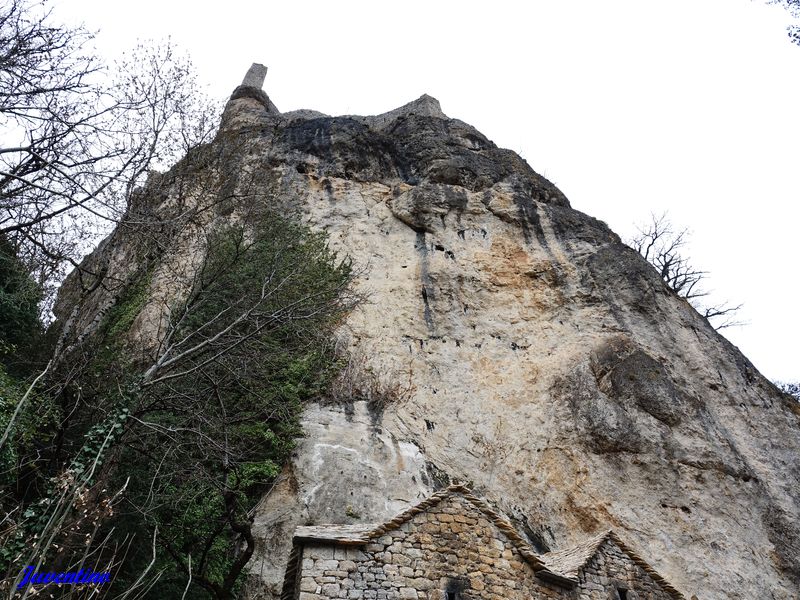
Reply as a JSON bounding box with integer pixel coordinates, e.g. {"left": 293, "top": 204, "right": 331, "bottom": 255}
{"left": 416, "top": 230, "right": 435, "bottom": 331}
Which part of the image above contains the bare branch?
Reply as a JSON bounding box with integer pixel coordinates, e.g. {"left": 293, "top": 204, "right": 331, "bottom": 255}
{"left": 629, "top": 213, "right": 742, "bottom": 331}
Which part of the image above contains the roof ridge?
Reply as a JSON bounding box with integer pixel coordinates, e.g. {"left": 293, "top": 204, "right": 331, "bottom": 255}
{"left": 363, "top": 484, "right": 469, "bottom": 535}
{"left": 540, "top": 529, "right": 686, "bottom": 600}
{"left": 457, "top": 489, "right": 546, "bottom": 571}
{"left": 364, "top": 484, "right": 546, "bottom": 572}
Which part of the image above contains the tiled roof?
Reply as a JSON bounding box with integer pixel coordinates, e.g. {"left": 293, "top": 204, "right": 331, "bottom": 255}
{"left": 539, "top": 530, "right": 686, "bottom": 600}
{"left": 540, "top": 529, "right": 611, "bottom": 579}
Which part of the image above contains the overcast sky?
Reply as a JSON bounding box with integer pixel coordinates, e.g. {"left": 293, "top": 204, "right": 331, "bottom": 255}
{"left": 56, "top": 0, "right": 800, "bottom": 382}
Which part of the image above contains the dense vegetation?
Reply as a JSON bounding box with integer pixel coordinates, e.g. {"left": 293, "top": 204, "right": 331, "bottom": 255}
{"left": 0, "top": 215, "right": 354, "bottom": 599}
{"left": 0, "top": 234, "right": 49, "bottom": 504}
{"left": 0, "top": 4, "right": 354, "bottom": 595}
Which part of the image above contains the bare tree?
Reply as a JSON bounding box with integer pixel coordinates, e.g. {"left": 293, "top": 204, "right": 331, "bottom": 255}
{"left": 629, "top": 213, "right": 742, "bottom": 329}
{"left": 0, "top": 0, "right": 221, "bottom": 315}
{"left": 0, "top": 0, "right": 266, "bottom": 598}
{"left": 777, "top": 381, "right": 800, "bottom": 401}
{"left": 764, "top": 0, "right": 800, "bottom": 46}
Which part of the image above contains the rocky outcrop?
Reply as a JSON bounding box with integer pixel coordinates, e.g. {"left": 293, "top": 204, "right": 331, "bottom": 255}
{"left": 55, "top": 68, "right": 800, "bottom": 600}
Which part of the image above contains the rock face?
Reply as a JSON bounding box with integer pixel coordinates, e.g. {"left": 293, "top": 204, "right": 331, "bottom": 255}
{"left": 55, "top": 70, "right": 800, "bottom": 600}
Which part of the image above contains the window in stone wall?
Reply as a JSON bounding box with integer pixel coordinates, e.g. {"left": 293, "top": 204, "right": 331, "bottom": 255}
{"left": 617, "top": 588, "right": 628, "bottom": 600}
{"left": 445, "top": 576, "right": 466, "bottom": 599}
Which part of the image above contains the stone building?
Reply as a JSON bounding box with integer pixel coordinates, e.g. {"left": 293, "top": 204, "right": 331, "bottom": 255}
{"left": 281, "top": 485, "right": 686, "bottom": 600}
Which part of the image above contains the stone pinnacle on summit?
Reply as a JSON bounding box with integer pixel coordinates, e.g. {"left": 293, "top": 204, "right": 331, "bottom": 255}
{"left": 221, "top": 62, "right": 279, "bottom": 127}
{"left": 241, "top": 63, "right": 267, "bottom": 89}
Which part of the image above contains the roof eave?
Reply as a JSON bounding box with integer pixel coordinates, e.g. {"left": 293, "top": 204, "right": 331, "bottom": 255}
{"left": 534, "top": 568, "right": 579, "bottom": 588}
{"left": 292, "top": 535, "right": 368, "bottom": 546}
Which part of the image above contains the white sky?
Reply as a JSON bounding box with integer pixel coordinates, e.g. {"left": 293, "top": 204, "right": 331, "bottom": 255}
{"left": 55, "top": 0, "right": 800, "bottom": 382}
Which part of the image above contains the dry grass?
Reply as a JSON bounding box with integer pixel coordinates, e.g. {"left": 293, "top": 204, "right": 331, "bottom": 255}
{"left": 325, "top": 347, "right": 415, "bottom": 422}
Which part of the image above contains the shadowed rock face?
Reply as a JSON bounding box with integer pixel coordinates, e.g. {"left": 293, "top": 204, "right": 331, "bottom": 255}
{"left": 55, "top": 80, "right": 800, "bottom": 600}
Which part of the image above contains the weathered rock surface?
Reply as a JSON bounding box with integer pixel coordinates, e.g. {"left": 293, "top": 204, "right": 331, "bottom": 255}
{"left": 55, "top": 72, "right": 800, "bottom": 600}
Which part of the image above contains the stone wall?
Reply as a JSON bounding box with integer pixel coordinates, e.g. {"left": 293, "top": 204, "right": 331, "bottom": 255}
{"left": 576, "top": 540, "right": 675, "bottom": 600}
{"left": 291, "top": 495, "right": 681, "bottom": 600}
{"left": 294, "top": 496, "right": 568, "bottom": 600}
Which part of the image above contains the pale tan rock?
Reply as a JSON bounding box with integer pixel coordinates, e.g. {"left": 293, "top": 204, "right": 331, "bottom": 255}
{"left": 54, "top": 74, "right": 800, "bottom": 600}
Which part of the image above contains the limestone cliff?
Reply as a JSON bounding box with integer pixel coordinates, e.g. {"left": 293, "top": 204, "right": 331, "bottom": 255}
{"left": 54, "top": 68, "right": 800, "bottom": 600}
